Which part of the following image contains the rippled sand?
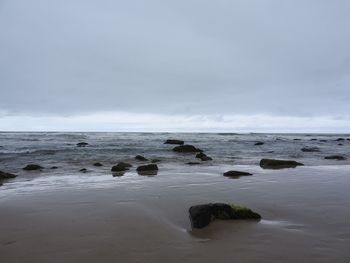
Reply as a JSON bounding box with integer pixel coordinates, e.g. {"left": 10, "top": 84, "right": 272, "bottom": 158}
{"left": 1, "top": 164, "right": 350, "bottom": 262}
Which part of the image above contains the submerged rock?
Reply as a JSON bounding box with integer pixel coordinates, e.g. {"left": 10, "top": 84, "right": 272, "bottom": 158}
{"left": 77, "top": 142, "right": 89, "bottom": 147}
{"left": 324, "top": 155, "right": 347, "bottom": 160}
{"left": 301, "top": 147, "right": 320, "bottom": 152}
{"left": 151, "top": 159, "right": 161, "bottom": 163}
{"left": 259, "top": 159, "right": 304, "bottom": 169}
{"left": 164, "top": 139, "right": 184, "bottom": 145}
{"left": 186, "top": 162, "right": 201, "bottom": 165}
{"left": 254, "top": 141, "right": 264, "bottom": 146}
{"left": 111, "top": 162, "right": 132, "bottom": 172}
{"left": 189, "top": 203, "right": 261, "bottom": 229}
{"left": 79, "top": 168, "right": 87, "bottom": 173}
{"left": 23, "top": 164, "right": 43, "bottom": 171}
{"left": 135, "top": 155, "right": 148, "bottom": 161}
{"left": 93, "top": 162, "right": 103, "bottom": 167}
{"left": 50, "top": 166, "right": 58, "bottom": 169}
{"left": 0, "top": 171, "right": 17, "bottom": 179}
{"left": 223, "top": 170, "right": 252, "bottom": 178}
{"left": 335, "top": 138, "right": 345, "bottom": 141}
{"left": 173, "top": 145, "right": 202, "bottom": 153}
{"left": 195, "top": 152, "right": 213, "bottom": 161}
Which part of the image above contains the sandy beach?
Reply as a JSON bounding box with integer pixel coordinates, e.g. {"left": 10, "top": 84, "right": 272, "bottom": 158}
{"left": 1, "top": 159, "right": 350, "bottom": 262}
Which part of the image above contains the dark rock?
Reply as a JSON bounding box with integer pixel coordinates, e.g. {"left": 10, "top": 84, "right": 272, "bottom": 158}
{"left": 135, "top": 155, "right": 148, "bottom": 161}
{"left": 173, "top": 145, "right": 202, "bottom": 153}
{"left": 186, "top": 162, "right": 201, "bottom": 165}
{"left": 259, "top": 159, "right": 304, "bottom": 169}
{"left": 338, "top": 143, "right": 343, "bottom": 146}
{"left": 0, "top": 171, "right": 17, "bottom": 179}
{"left": 335, "top": 138, "right": 345, "bottom": 141}
{"left": 189, "top": 203, "right": 261, "bottom": 229}
{"left": 151, "top": 159, "right": 161, "bottom": 163}
{"left": 77, "top": 142, "right": 89, "bottom": 147}
{"left": 293, "top": 139, "right": 301, "bottom": 141}
{"left": 111, "top": 162, "right": 132, "bottom": 172}
{"left": 23, "top": 164, "right": 43, "bottom": 171}
{"left": 93, "top": 162, "right": 103, "bottom": 167}
{"left": 164, "top": 139, "right": 184, "bottom": 145}
{"left": 324, "top": 155, "right": 347, "bottom": 160}
{"left": 50, "top": 166, "right": 58, "bottom": 169}
{"left": 254, "top": 141, "right": 264, "bottom": 146}
{"left": 320, "top": 140, "right": 327, "bottom": 142}
{"left": 79, "top": 168, "right": 87, "bottom": 173}
{"left": 310, "top": 138, "right": 317, "bottom": 141}
{"left": 223, "top": 170, "right": 252, "bottom": 178}
{"left": 301, "top": 147, "right": 320, "bottom": 152}
{"left": 136, "top": 164, "right": 158, "bottom": 172}
{"left": 195, "top": 152, "right": 213, "bottom": 161}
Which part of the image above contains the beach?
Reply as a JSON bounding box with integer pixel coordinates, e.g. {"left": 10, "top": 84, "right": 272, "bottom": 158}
{"left": 1, "top": 133, "right": 350, "bottom": 262}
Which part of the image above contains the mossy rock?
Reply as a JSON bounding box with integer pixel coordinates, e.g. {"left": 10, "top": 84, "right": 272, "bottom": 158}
{"left": 111, "top": 162, "right": 132, "bottom": 172}
{"left": 230, "top": 204, "right": 261, "bottom": 219}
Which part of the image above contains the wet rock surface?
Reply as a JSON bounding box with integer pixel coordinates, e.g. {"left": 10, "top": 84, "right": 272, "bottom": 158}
{"left": 260, "top": 159, "right": 304, "bottom": 169}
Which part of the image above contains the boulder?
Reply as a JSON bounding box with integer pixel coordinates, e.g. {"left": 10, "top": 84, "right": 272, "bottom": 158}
{"left": 136, "top": 164, "right": 158, "bottom": 172}
{"left": 23, "top": 164, "right": 43, "bottom": 171}
{"left": 77, "top": 142, "right": 89, "bottom": 147}
{"left": 195, "top": 152, "right": 212, "bottom": 161}
{"left": 173, "top": 145, "right": 202, "bottom": 153}
{"left": 301, "top": 147, "right": 320, "bottom": 152}
{"left": 223, "top": 170, "right": 252, "bottom": 178}
{"left": 93, "top": 162, "right": 103, "bottom": 167}
{"left": 50, "top": 166, "right": 58, "bottom": 169}
{"left": 259, "top": 159, "right": 304, "bottom": 169}
{"left": 189, "top": 203, "right": 261, "bottom": 229}
{"left": 0, "top": 171, "right": 17, "bottom": 179}
{"left": 324, "top": 155, "right": 346, "bottom": 160}
{"left": 151, "top": 159, "right": 161, "bottom": 163}
{"left": 335, "top": 138, "right": 345, "bottom": 141}
{"left": 79, "top": 168, "right": 87, "bottom": 173}
{"left": 135, "top": 155, "right": 148, "bottom": 161}
{"left": 254, "top": 141, "right": 264, "bottom": 146}
{"left": 164, "top": 139, "right": 184, "bottom": 145}
{"left": 111, "top": 162, "right": 132, "bottom": 172}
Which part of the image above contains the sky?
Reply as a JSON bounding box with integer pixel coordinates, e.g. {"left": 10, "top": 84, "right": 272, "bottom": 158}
{"left": 0, "top": 0, "right": 350, "bottom": 132}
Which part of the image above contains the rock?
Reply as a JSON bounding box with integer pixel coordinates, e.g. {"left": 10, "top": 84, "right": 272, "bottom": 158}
{"left": 0, "top": 171, "right": 17, "bottom": 179}
{"left": 23, "top": 164, "right": 43, "bottom": 171}
{"left": 151, "top": 159, "right": 161, "bottom": 163}
{"left": 50, "top": 166, "right": 58, "bottom": 169}
{"left": 310, "top": 138, "right": 317, "bottom": 141}
{"left": 135, "top": 155, "right": 148, "bottom": 161}
{"left": 136, "top": 164, "right": 158, "bottom": 172}
{"left": 137, "top": 164, "right": 158, "bottom": 176}
{"left": 335, "top": 138, "right": 345, "bottom": 141}
{"left": 173, "top": 145, "right": 202, "bottom": 153}
{"left": 324, "top": 155, "right": 347, "bottom": 160}
{"left": 93, "top": 162, "right": 103, "bottom": 167}
{"left": 189, "top": 203, "right": 261, "bottom": 229}
{"left": 164, "top": 139, "right": 184, "bottom": 145}
{"left": 293, "top": 139, "right": 301, "bottom": 141}
{"left": 259, "top": 159, "right": 304, "bottom": 169}
{"left": 195, "top": 152, "right": 212, "bottom": 161}
{"left": 254, "top": 141, "right": 264, "bottom": 146}
{"left": 223, "top": 170, "right": 252, "bottom": 178}
{"left": 77, "top": 142, "right": 88, "bottom": 147}
{"left": 79, "top": 168, "right": 87, "bottom": 173}
{"left": 338, "top": 143, "right": 343, "bottom": 146}
{"left": 186, "top": 162, "right": 201, "bottom": 165}
{"left": 301, "top": 147, "right": 320, "bottom": 152}
{"left": 320, "top": 140, "right": 327, "bottom": 142}
{"left": 111, "top": 162, "right": 132, "bottom": 172}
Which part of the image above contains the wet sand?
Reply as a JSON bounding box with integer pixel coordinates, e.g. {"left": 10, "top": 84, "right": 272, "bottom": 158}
{"left": 1, "top": 164, "right": 350, "bottom": 262}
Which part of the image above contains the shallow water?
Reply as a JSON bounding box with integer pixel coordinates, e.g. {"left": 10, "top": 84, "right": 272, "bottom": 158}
{"left": 1, "top": 133, "right": 350, "bottom": 262}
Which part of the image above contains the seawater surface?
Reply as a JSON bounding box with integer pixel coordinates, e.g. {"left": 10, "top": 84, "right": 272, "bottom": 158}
{"left": 0, "top": 132, "right": 350, "bottom": 263}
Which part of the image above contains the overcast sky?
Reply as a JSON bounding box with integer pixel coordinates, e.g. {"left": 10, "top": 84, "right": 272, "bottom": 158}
{"left": 1, "top": 0, "right": 350, "bottom": 132}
